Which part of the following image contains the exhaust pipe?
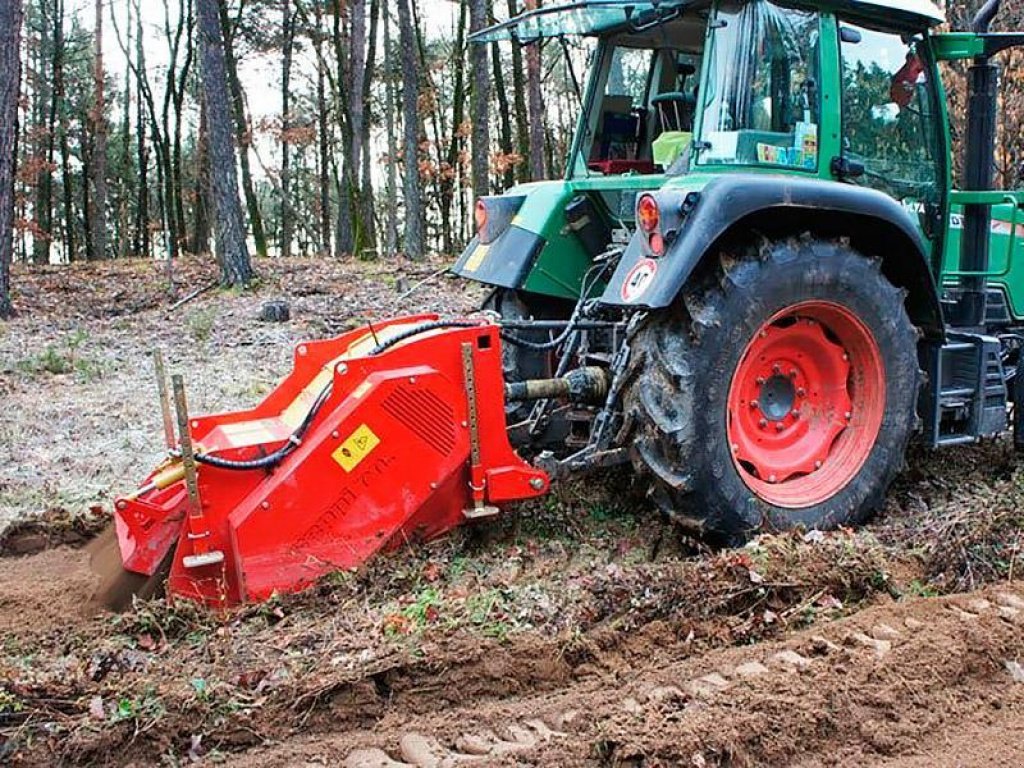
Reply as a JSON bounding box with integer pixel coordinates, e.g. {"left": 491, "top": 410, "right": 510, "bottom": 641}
{"left": 959, "top": 0, "right": 1002, "bottom": 327}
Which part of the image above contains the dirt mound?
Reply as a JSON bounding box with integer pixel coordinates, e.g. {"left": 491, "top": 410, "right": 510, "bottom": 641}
{"left": 0, "top": 547, "right": 99, "bottom": 636}
{"left": 224, "top": 586, "right": 1024, "bottom": 768}
{"left": 0, "top": 508, "right": 107, "bottom": 557}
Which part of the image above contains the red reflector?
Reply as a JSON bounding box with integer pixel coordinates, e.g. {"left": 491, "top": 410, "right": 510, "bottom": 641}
{"left": 649, "top": 231, "right": 666, "bottom": 256}
{"left": 474, "top": 200, "right": 489, "bottom": 234}
{"left": 637, "top": 194, "right": 660, "bottom": 233}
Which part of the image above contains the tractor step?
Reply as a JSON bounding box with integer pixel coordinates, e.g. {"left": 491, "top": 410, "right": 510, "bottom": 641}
{"left": 463, "top": 505, "right": 501, "bottom": 519}
{"left": 924, "top": 332, "right": 1008, "bottom": 447}
{"left": 182, "top": 550, "right": 225, "bottom": 569}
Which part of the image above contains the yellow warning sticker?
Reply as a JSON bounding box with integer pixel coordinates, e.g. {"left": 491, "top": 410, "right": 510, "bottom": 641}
{"left": 464, "top": 244, "right": 489, "bottom": 273}
{"left": 332, "top": 423, "right": 381, "bottom": 473}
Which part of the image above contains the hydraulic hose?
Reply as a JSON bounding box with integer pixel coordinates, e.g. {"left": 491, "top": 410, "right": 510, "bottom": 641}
{"left": 367, "top": 320, "right": 482, "bottom": 356}
{"left": 193, "top": 376, "right": 334, "bottom": 471}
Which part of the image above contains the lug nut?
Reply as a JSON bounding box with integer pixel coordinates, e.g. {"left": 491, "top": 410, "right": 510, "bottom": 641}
{"left": 750, "top": 400, "right": 759, "bottom": 409}
{"left": 791, "top": 409, "right": 800, "bottom": 418}
{"left": 768, "top": 474, "right": 777, "bottom": 483}
{"left": 797, "top": 388, "right": 806, "bottom": 397}
{"left": 814, "top": 460, "right": 823, "bottom": 469}
{"left": 789, "top": 369, "right": 798, "bottom": 378}
{"left": 759, "top": 418, "right": 768, "bottom": 428}
{"left": 772, "top": 363, "right": 781, "bottom": 374}
{"left": 756, "top": 376, "right": 765, "bottom": 385}
{"left": 775, "top": 422, "right": 785, "bottom": 432}
{"left": 845, "top": 411, "right": 852, "bottom": 420}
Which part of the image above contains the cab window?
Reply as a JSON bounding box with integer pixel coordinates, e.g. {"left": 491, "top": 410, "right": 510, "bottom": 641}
{"left": 698, "top": 0, "right": 821, "bottom": 170}
{"left": 581, "top": 11, "right": 708, "bottom": 179}
{"left": 838, "top": 22, "right": 940, "bottom": 205}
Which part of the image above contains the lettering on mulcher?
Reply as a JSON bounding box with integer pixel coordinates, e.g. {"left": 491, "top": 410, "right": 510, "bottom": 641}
{"left": 296, "top": 453, "right": 397, "bottom": 549}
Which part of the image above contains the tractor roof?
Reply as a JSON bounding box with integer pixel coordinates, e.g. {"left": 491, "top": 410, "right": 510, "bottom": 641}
{"left": 471, "top": 0, "right": 945, "bottom": 43}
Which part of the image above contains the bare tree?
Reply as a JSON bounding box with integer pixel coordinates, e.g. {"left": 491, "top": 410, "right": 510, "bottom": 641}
{"left": 382, "top": 2, "right": 398, "bottom": 256}
{"left": 469, "top": 0, "right": 490, "bottom": 198}
{"left": 0, "top": 0, "right": 22, "bottom": 317}
{"left": 396, "top": 0, "right": 423, "bottom": 259}
{"left": 90, "top": 0, "right": 108, "bottom": 260}
{"left": 280, "top": 0, "right": 295, "bottom": 258}
{"left": 218, "top": 0, "right": 267, "bottom": 259}
{"left": 197, "top": 0, "right": 252, "bottom": 285}
{"left": 508, "top": 0, "right": 530, "bottom": 184}
{"left": 525, "top": 0, "right": 545, "bottom": 180}
{"left": 312, "top": 0, "right": 331, "bottom": 256}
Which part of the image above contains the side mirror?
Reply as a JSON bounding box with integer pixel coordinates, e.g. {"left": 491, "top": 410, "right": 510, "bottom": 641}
{"left": 840, "top": 27, "right": 863, "bottom": 44}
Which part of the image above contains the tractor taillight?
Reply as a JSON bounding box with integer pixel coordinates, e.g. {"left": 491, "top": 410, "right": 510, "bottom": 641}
{"left": 637, "top": 194, "right": 660, "bottom": 233}
{"left": 649, "top": 231, "right": 666, "bottom": 256}
{"left": 474, "top": 200, "right": 489, "bottom": 234}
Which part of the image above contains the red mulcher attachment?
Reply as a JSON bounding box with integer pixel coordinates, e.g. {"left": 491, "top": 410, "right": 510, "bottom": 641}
{"left": 108, "top": 315, "right": 549, "bottom": 607}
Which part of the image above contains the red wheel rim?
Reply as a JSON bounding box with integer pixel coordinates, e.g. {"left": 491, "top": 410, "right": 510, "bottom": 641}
{"left": 726, "top": 301, "right": 885, "bottom": 509}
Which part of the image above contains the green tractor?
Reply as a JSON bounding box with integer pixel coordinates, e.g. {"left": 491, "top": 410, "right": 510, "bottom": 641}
{"left": 456, "top": 0, "right": 1024, "bottom": 542}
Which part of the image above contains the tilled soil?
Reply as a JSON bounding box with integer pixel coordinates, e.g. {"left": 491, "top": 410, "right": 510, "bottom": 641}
{"left": 225, "top": 587, "right": 1024, "bottom": 768}
{"left": 1, "top": 258, "right": 1023, "bottom": 767}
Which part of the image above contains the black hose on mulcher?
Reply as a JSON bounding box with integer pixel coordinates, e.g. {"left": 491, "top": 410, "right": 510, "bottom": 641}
{"left": 193, "top": 377, "right": 335, "bottom": 471}
{"left": 366, "top": 319, "right": 482, "bottom": 356}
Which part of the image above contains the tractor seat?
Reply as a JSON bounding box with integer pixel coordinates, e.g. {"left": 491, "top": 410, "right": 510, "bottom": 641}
{"left": 652, "top": 91, "right": 697, "bottom": 133}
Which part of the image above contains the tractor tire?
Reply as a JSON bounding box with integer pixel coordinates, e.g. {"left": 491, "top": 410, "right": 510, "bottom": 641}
{"left": 621, "top": 237, "right": 921, "bottom": 544}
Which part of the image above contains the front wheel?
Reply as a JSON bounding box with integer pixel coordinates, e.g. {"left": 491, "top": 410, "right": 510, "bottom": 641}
{"left": 622, "top": 237, "right": 921, "bottom": 543}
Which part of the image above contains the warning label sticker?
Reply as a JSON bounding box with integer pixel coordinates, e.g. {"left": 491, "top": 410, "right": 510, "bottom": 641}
{"left": 332, "top": 423, "right": 381, "bottom": 473}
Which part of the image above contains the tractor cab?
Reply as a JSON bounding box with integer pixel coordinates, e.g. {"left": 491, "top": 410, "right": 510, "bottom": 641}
{"left": 455, "top": 2, "right": 712, "bottom": 302}
{"left": 576, "top": 19, "right": 707, "bottom": 178}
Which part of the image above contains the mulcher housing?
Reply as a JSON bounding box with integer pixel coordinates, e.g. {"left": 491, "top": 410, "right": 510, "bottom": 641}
{"left": 107, "top": 0, "right": 1024, "bottom": 605}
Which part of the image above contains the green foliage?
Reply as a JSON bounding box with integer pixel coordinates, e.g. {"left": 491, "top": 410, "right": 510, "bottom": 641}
{"left": 187, "top": 307, "right": 217, "bottom": 343}
{"left": 0, "top": 690, "right": 25, "bottom": 715}
{"left": 111, "top": 687, "right": 165, "bottom": 723}
{"left": 13, "top": 330, "right": 104, "bottom": 381}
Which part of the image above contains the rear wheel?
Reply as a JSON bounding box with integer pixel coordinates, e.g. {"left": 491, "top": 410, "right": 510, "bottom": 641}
{"left": 622, "top": 237, "right": 920, "bottom": 543}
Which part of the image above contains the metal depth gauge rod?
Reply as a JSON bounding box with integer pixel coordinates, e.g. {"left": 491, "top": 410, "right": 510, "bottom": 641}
{"left": 171, "top": 374, "right": 224, "bottom": 568}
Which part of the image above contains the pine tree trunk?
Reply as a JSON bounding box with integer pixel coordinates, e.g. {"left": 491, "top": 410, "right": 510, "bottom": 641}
{"left": 331, "top": 0, "right": 354, "bottom": 258}
{"left": 358, "top": 0, "right": 380, "bottom": 251}
{"left": 115, "top": 2, "right": 132, "bottom": 261}
{"left": 135, "top": 8, "right": 150, "bottom": 259}
{"left": 280, "top": 0, "right": 294, "bottom": 258}
{"left": 0, "top": 0, "right": 22, "bottom": 318}
{"left": 440, "top": 0, "right": 467, "bottom": 255}
{"left": 508, "top": 0, "right": 530, "bottom": 184}
{"left": 54, "top": 0, "right": 75, "bottom": 262}
{"left": 396, "top": 0, "right": 423, "bottom": 259}
{"left": 218, "top": 0, "right": 266, "bottom": 259}
{"left": 492, "top": 37, "right": 515, "bottom": 189}
{"left": 313, "top": 0, "right": 331, "bottom": 256}
{"left": 197, "top": 0, "right": 252, "bottom": 285}
{"left": 33, "top": 6, "right": 52, "bottom": 265}
{"left": 525, "top": 0, "right": 545, "bottom": 180}
{"left": 469, "top": 0, "right": 490, "bottom": 200}
{"left": 90, "top": 0, "right": 108, "bottom": 261}
{"left": 191, "top": 100, "right": 212, "bottom": 255}
{"left": 382, "top": 2, "right": 398, "bottom": 256}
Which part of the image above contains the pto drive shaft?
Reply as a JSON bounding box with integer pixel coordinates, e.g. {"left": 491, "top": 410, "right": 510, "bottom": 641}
{"left": 504, "top": 367, "right": 609, "bottom": 404}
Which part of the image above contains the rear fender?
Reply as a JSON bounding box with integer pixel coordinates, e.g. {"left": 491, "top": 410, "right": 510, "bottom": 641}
{"left": 603, "top": 175, "right": 946, "bottom": 339}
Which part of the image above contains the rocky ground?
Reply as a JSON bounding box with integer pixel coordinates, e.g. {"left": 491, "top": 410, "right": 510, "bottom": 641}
{"left": 0, "top": 257, "right": 1022, "bottom": 767}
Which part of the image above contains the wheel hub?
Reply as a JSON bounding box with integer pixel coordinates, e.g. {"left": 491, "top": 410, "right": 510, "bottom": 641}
{"left": 726, "top": 302, "right": 885, "bottom": 508}
{"left": 758, "top": 373, "right": 796, "bottom": 421}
